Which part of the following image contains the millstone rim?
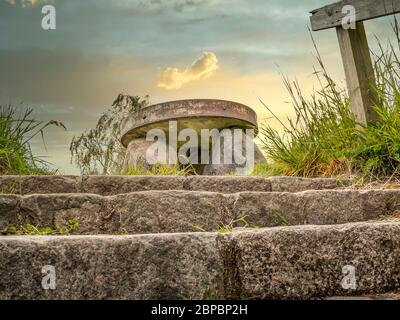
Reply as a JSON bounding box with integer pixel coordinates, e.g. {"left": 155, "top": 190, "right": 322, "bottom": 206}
{"left": 120, "top": 99, "right": 258, "bottom": 147}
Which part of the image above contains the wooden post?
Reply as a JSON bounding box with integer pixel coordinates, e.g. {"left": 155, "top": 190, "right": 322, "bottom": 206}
{"left": 336, "top": 21, "right": 378, "bottom": 124}
{"left": 310, "top": 0, "right": 400, "bottom": 125}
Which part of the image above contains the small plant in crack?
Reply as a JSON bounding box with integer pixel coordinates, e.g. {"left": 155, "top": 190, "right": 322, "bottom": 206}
{"left": 0, "top": 181, "right": 19, "bottom": 195}
{"left": 189, "top": 215, "right": 259, "bottom": 234}
{"left": 0, "top": 219, "right": 79, "bottom": 236}
{"left": 199, "top": 285, "right": 224, "bottom": 300}
{"left": 179, "top": 283, "right": 224, "bottom": 300}
{"left": 271, "top": 209, "right": 290, "bottom": 226}
{"left": 217, "top": 215, "right": 258, "bottom": 234}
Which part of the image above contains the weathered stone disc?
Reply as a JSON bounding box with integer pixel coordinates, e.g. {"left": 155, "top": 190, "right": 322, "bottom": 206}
{"left": 120, "top": 99, "right": 258, "bottom": 147}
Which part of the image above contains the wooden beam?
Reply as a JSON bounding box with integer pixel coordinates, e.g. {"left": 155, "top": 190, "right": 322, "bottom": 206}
{"left": 336, "top": 21, "right": 378, "bottom": 125}
{"left": 310, "top": 0, "right": 400, "bottom": 31}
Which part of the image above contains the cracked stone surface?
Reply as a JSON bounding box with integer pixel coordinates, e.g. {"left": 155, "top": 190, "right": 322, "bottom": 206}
{"left": 221, "top": 222, "right": 400, "bottom": 299}
{"left": 0, "top": 175, "right": 352, "bottom": 195}
{"left": 1, "top": 176, "right": 399, "bottom": 300}
{"left": 0, "top": 233, "right": 222, "bottom": 300}
{"left": 1, "top": 189, "right": 400, "bottom": 234}
{"left": 1, "top": 222, "right": 400, "bottom": 299}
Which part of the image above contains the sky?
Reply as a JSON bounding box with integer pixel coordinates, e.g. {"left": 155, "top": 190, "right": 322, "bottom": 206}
{"left": 0, "top": 0, "right": 398, "bottom": 174}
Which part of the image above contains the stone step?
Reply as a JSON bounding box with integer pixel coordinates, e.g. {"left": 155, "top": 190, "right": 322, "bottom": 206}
{"left": 323, "top": 293, "right": 400, "bottom": 300}
{"left": 0, "top": 175, "right": 351, "bottom": 195}
{"left": 1, "top": 189, "right": 399, "bottom": 234}
{"left": 1, "top": 221, "right": 399, "bottom": 299}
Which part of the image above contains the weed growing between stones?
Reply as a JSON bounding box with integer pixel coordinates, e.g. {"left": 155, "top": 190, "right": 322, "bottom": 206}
{"left": 189, "top": 215, "right": 259, "bottom": 234}
{"left": 271, "top": 209, "right": 290, "bottom": 226}
{"left": 179, "top": 285, "right": 224, "bottom": 300}
{"left": 0, "top": 219, "right": 79, "bottom": 236}
{"left": 217, "top": 215, "right": 258, "bottom": 234}
{"left": 123, "top": 164, "right": 191, "bottom": 176}
{"left": 0, "top": 181, "right": 19, "bottom": 194}
{"left": 191, "top": 211, "right": 290, "bottom": 232}
{"left": 198, "top": 285, "right": 224, "bottom": 300}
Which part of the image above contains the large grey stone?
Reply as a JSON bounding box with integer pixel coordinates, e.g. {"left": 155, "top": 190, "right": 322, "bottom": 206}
{"left": 218, "top": 222, "right": 400, "bottom": 299}
{"left": 202, "top": 129, "right": 266, "bottom": 176}
{"left": 2, "top": 190, "right": 400, "bottom": 234}
{"left": 0, "top": 176, "right": 78, "bottom": 195}
{"left": 0, "top": 233, "right": 222, "bottom": 299}
{"left": 106, "top": 191, "right": 234, "bottom": 234}
{"left": 0, "top": 191, "right": 236, "bottom": 234}
{"left": 233, "top": 190, "right": 400, "bottom": 227}
{"left": 1, "top": 222, "right": 400, "bottom": 299}
{"left": 80, "top": 175, "right": 185, "bottom": 196}
{"left": 184, "top": 176, "right": 272, "bottom": 193}
{"left": 269, "top": 176, "right": 351, "bottom": 192}
{"left": 0, "top": 175, "right": 353, "bottom": 195}
{"left": 324, "top": 293, "right": 400, "bottom": 300}
{"left": 122, "top": 138, "right": 160, "bottom": 172}
{"left": 19, "top": 194, "right": 110, "bottom": 234}
{"left": 0, "top": 195, "right": 21, "bottom": 228}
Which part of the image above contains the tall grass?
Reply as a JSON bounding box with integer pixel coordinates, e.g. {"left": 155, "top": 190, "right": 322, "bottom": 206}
{"left": 258, "top": 22, "right": 400, "bottom": 179}
{"left": 0, "top": 105, "right": 65, "bottom": 175}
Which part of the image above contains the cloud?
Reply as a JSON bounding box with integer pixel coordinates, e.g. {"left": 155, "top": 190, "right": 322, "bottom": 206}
{"left": 4, "top": 0, "right": 51, "bottom": 7}
{"left": 158, "top": 51, "right": 219, "bottom": 90}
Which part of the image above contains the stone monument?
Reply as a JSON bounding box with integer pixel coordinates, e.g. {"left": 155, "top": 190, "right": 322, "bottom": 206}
{"left": 120, "top": 99, "right": 266, "bottom": 175}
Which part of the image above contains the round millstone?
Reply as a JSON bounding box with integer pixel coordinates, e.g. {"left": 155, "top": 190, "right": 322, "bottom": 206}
{"left": 119, "top": 99, "right": 265, "bottom": 174}
{"left": 120, "top": 99, "right": 258, "bottom": 147}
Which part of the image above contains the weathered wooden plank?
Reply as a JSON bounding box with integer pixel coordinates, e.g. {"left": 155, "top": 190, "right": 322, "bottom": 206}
{"left": 336, "top": 21, "right": 378, "bottom": 124}
{"left": 310, "top": 0, "right": 400, "bottom": 31}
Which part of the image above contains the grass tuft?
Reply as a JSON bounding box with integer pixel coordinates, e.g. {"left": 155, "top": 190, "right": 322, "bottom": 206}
{"left": 217, "top": 215, "right": 258, "bottom": 234}
{"left": 123, "top": 164, "right": 192, "bottom": 176}
{"left": 0, "top": 105, "right": 65, "bottom": 175}
{"left": 258, "top": 22, "right": 400, "bottom": 180}
{"left": 0, "top": 220, "right": 79, "bottom": 236}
